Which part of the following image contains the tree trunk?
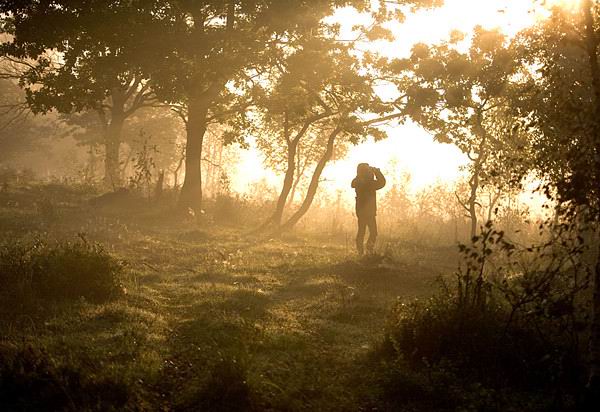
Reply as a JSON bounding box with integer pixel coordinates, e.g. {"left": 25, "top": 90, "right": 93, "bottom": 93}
{"left": 278, "top": 126, "right": 342, "bottom": 233}
{"left": 103, "top": 114, "right": 125, "bottom": 190}
{"left": 154, "top": 170, "right": 165, "bottom": 199}
{"left": 467, "top": 117, "right": 488, "bottom": 240}
{"left": 286, "top": 174, "right": 301, "bottom": 210}
{"left": 98, "top": 87, "right": 129, "bottom": 190}
{"left": 286, "top": 145, "right": 304, "bottom": 210}
{"left": 465, "top": 152, "right": 482, "bottom": 240}
{"left": 271, "top": 138, "right": 299, "bottom": 225}
{"left": 254, "top": 113, "right": 318, "bottom": 234}
{"left": 253, "top": 135, "right": 297, "bottom": 232}
{"left": 468, "top": 178, "right": 478, "bottom": 239}
{"left": 173, "top": 145, "right": 185, "bottom": 189}
{"left": 270, "top": 114, "right": 298, "bottom": 225}
{"left": 179, "top": 96, "right": 210, "bottom": 213}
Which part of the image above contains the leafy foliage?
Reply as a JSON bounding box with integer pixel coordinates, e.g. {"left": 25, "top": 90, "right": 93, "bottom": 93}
{"left": 513, "top": 5, "right": 600, "bottom": 215}
{"left": 0, "top": 237, "right": 124, "bottom": 305}
{"left": 374, "top": 221, "right": 593, "bottom": 411}
{"left": 0, "top": 346, "right": 130, "bottom": 411}
{"left": 0, "top": 0, "right": 162, "bottom": 114}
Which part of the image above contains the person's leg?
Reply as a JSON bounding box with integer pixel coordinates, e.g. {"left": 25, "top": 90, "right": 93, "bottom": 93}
{"left": 356, "top": 216, "right": 367, "bottom": 255}
{"left": 366, "top": 215, "right": 378, "bottom": 254}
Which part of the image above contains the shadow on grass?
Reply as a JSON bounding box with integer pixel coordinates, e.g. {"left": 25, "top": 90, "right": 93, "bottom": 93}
{"left": 160, "top": 289, "right": 272, "bottom": 411}
{"left": 156, "top": 249, "right": 447, "bottom": 411}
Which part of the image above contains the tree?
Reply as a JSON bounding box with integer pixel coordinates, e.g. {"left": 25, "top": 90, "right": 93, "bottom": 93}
{"left": 386, "top": 28, "right": 523, "bottom": 238}
{"left": 268, "top": 0, "right": 455, "bottom": 232}
{"left": 148, "top": 0, "right": 371, "bottom": 213}
{"left": 0, "top": 77, "right": 71, "bottom": 168}
{"left": 0, "top": 0, "right": 163, "bottom": 188}
{"left": 513, "top": 2, "right": 600, "bottom": 407}
{"left": 249, "top": 36, "right": 360, "bottom": 231}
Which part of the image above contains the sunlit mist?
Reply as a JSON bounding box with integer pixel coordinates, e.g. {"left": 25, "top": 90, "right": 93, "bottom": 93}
{"left": 2, "top": 1, "right": 599, "bottom": 410}
{"left": 235, "top": 0, "right": 566, "bottom": 207}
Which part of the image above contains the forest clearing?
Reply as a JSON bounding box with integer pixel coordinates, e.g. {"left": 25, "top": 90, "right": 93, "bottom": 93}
{"left": 0, "top": 185, "right": 457, "bottom": 411}
{"left": 2, "top": 0, "right": 600, "bottom": 411}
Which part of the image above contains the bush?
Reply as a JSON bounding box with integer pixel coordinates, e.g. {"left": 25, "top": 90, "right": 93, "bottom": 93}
{"left": 179, "top": 358, "right": 256, "bottom": 412}
{"left": 369, "top": 223, "right": 591, "bottom": 411}
{"left": 0, "top": 237, "right": 123, "bottom": 306}
{"left": 384, "top": 294, "right": 550, "bottom": 388}
{"left": 371, "top": 292, "right": 580, "bottom": 411}
{"left": 205, "top": 194, "right": 270, "bottom": 227}
{"left": 0, "top": 346, "right": 130, "bottom": 411}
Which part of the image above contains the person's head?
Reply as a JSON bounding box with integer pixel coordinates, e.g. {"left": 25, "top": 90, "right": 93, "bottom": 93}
{"left": 357, "top": 163, "right": 373, "bottom": 179}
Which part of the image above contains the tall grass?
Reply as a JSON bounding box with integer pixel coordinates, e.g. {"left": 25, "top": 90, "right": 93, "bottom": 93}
{"left": 0, "top": 237, "right": 124, "bottom": 307}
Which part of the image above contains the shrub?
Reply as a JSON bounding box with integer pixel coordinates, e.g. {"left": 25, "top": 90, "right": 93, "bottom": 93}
{"left": 383, "top": 293, "right": 551, "bottom": 388}
{"left": 206, "top": 194, "right": 270, "bottom": 227}
{"left": 35, "top": 196, "right": 58, "bottom": 221}
{"left": 0, "top": 346, "right": 129, "bottom": 411}
{"left": 370, "top": 222, "right": 591, "bottom": 411}
{"left": 179, "top": 358, "right": 255, "bottom": 412}
{"left": 372, "top": 291, "right": 581, "bottom": 411}
{"left": 0, "top": 237, "right": 123, "bottom": 306}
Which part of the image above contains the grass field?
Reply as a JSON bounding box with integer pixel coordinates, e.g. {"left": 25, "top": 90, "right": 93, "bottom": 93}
{"left": 0, "top": 185, "right": 459, "bottom": 411}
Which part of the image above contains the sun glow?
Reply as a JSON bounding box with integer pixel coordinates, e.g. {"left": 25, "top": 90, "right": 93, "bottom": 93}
{"left": 234, "top": 0, "right": 572, "bottom": 209}
{"left": 321, "top": 0, "right": 568, "bottom": 200}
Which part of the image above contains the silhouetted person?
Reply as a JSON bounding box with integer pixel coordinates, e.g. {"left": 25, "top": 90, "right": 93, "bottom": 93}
{"left": 352, "top": 163, "right": 386, "bottom": 255}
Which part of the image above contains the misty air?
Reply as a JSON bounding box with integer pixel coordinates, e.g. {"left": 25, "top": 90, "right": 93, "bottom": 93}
{"left": 1, "top": 0, "right": 599, "bottom": 411}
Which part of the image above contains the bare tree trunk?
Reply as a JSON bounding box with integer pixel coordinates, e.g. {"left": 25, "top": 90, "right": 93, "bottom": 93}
{"left": 278, "top": 126, "right": 342, "bottom": 233}
{"left": 270, "top": 114, "right": 300, "bottom": 225}
{"left": 286, "top": 175, "right": 301, "bottom": 210}
{"left": 468, "top": 176, "right": 478, "bottom": 239}
{"left": 154, "top": 169, "right": 165, "bottom": 199}
{"left": 173, "top": 144, "right": 185, "bottom": 189}
{"left": 98, "top": 87, "right": 130, "bottom": 190}
{"left": 179, "top": 95, "right": 209, "bottom": 212}
{"left": 254, "top": 113, "right": 322, "bottom": 233}
{"left": 467, "top": 117, "right": 488, "bottom": 239}
{"left": 272, "top": 141, "right": 298, "bottom": 224}
{"left": 487, "top": 189, "right": 501, "bottom": 223}
{"left": 252, "top": 119, "right": 298, "bottom": 233}
{"left": 178, "top": 3, "right": 235, "bottom": 212}
{"left": 286, "top": 144, "right": 305, "bottom": 210}
{"left": 103, "top": 114, "right": 125, "bottom": 190}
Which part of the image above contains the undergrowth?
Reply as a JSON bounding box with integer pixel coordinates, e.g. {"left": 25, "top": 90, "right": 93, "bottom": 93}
{"left": 366, "top": 221, "right": 592, "bottom": 412}
{"left": 0, "top": 236, "right": 124, "bottom": 307}
{"left": 0, "top": 346, "right": 132, "bottom": 411}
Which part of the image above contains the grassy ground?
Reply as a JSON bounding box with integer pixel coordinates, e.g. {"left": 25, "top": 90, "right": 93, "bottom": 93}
{"left": 0, "top": 185, "right": 458, "bottom": 411}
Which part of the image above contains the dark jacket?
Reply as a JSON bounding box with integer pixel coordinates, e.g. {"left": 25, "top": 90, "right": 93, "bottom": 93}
{"left": 351, "top": 169, "right": 386, "bottom": 217}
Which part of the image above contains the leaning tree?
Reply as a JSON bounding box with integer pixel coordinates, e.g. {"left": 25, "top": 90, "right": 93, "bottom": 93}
{"left": 249, "top": 35, "right": 372, "bottom": 231}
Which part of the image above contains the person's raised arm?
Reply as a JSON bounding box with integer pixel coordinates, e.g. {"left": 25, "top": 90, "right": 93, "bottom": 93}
{"left": 373, "top": 168, "right": 386, "bottom": 190}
